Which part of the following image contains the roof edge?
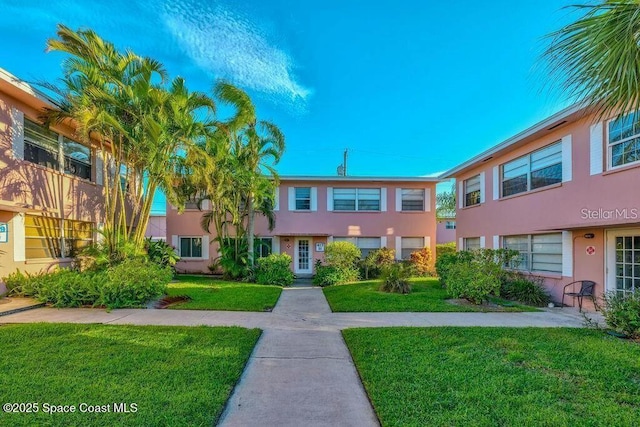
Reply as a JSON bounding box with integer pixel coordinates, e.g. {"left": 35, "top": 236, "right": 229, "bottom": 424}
{"left": 439, "top": 103, "right": 587, "bottom": 179}
{"left": 278, "top": 175, "right": 441, "bottom": 182}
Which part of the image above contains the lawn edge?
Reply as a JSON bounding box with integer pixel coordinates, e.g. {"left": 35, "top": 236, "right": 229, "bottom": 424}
{"left": 215, "top": 328, "right": 264, "bottom": 425}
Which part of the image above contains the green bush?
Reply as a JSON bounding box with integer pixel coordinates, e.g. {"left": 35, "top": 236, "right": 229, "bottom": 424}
{"left": 360, "top": 247, "right": 396, "bottom": 279}
{"left": 441, "top": 249, "right": 519, "bottom": 304}
{"left": 255, "top": 253, "right": 294, "bottom": 286}
{"left": 379, "top": 263, "right": 412, "bottom": 294}
{"left": 446, "top": 261, "right": 502, "bottom": 304}
{"left": 145, "top": 238, "right": 180, "bottom": 268}
{"left": 501, "top": 274, "right": 550, "bottom": 306}
{"left": 409, "top": 247, "right": 434, "bottom": 276}
{"left": 325, "top": 241, "right": 361, "bottom": 270}
{"left": 603, "top": 292, "right": 640, "bottom": 338}
{"left": 313, "top": 261, "right": 360, "bottom": 287}
{"left": 436, "top": 242, "right": 456, "bottom": 258}
{"left": 314, "top": 241, "right": 361, "bottom": 286}
{"left": 3, "top": 260, "right": 171, "bottom": 309}
{"left": 313, "top": 264, "right": 342, "bottom": 287}
{"left": 435, "top": 252, "right": 458, "bottom": 285}
{"left": 101, "top": 259, "right": 172, "bottom": 308}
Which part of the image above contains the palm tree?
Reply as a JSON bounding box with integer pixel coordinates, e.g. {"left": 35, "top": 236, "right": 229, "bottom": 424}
{"left": 196, "top": 82, "right": 284, "bottom": 272}
{"left": 545, "top": 1, "right": 640, "bottom": 120}
{"left": 45, "top": 25, "right": 216, "bottom": 255}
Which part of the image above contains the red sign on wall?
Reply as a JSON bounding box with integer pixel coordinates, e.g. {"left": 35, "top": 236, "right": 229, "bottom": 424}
{"left": 586, "top": 246, "right": 596, "bottom": 256}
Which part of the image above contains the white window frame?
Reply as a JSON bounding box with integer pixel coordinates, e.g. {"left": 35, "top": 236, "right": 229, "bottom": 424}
{"left": 179, "top": 236, "right": 203, "bottom": 259}
{"left": 500, "top": 141, "right": 562, "bottom": 198}
{"left": 502, "top": 233, "right": 563, "bottom": 274}
{"left": 463, "top": 175, "right": 481, "bottom": 207}
{"left": 463, "top": 237, "right": 481, "bottom": 251}
{"left": 445, "top": 221, "right": 456, "bottom": 230}
{"left": 294, "top": 187, "right": 312, "bottom": 211}
{"left": 334, "top": 236, "right": 381, "bottom": 258}
{"left": 333, "top": 188, "right": 381, "bottom": 212}
{"left": 23, "top": 118, "right": 93, "bottom": 182}
{"left": 400, "top": 237, "right": 425, "bottom": 260}
{"left": 607, "top": 111, "right": 640, "bottom": 170}
{"left": 400, "top": 189, "right": 425, "bottom": 211}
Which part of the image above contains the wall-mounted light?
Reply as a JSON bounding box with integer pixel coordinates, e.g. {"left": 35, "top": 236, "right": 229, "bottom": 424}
{"left": 283, "top": 238, "right": 290, "bottom": 242}
{"left": 584, "top": 233, "right": 595, "bottom": 239}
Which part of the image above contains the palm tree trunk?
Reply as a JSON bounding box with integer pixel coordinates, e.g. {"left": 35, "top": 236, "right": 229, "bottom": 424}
{"left": 247, "top": 192, "right": 255, "bottom": 268}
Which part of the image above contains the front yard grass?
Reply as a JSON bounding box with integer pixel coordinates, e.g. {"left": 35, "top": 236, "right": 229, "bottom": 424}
{"left": 343, "top": 327, "right": 640, "bottom": 426}
{"left": 323, "top": 278, "right": 538, "bottom": 312}
{"left": 166, "top": 275, "right": 282, "bottom": 311}
{"left": 0, "top": 323, "right": 260, "bottom": 426}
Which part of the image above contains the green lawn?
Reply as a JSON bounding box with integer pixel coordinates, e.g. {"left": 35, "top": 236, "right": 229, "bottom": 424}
{"left": 166, "top": 275, "right": 282, "bottom": 311}
{"left": 0, "top": 323, "right": 260, "bottom": 426}
{"left": 323, "top": 278, "right": 537, "bottom": 312}
{"left": 344, "top": 327, "right": 640, "bottom": 427}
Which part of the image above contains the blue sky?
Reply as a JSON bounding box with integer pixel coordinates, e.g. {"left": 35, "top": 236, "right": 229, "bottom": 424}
{"left": 0, "top": 0, "right": 577, "bottom": 213}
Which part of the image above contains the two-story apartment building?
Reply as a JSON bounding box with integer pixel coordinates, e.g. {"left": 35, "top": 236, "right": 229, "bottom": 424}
{"left": 0, "top": 68, "right": 104, "bottom": 293}
{"left": 442, "top": 104, "right": 640, "bottom": 308}
{"left": 167, "top": 176, "right": 438, "bottom": 275}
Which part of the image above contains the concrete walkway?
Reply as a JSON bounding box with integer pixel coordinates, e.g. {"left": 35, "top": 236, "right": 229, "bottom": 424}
{"left": 0, "top": 286, "right": 603, "bottom": 427}
{"left": 218, "top": 287, "right": 379, "bottom": 427}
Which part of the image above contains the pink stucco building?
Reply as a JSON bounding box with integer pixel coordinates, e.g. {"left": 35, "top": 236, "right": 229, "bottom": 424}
{"left": 0, "top": 69, "right": 105, "bottom": 293}
{"left": 167, "top": 176, "right": 438, "bottom": 276}
{"left": 442, "top": 104, "right": 640, "bottom": 309}
{"left": 436, "top": 216, "right": 456, "bottom": 244}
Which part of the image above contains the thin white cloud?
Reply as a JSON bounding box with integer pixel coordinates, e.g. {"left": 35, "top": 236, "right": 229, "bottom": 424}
{"left": 161, "top": 1, "right": 311, "bottom": 108}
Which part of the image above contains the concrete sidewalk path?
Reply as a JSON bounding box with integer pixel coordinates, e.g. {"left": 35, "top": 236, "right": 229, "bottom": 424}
{"left": 219, "top": 287, "right": 379, "bottom": 426}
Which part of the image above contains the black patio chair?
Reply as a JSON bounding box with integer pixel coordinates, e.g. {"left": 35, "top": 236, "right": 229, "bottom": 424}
{"left": 561, "top": 280, "right": 597, "bottom": 312}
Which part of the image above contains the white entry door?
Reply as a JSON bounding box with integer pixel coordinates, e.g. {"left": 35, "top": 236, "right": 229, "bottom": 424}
{"left": 294, "top": 238, "right": 312, "bottom": 274}
{"left": 606, "top": 229, "right": 640, "bottom": 296}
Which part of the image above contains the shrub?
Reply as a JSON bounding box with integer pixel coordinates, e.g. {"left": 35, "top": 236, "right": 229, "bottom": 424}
{"left": 446, "top": 261, "right": 502, "bottom": 304}
{"left": 501, "top": 274, "right": 550, "bottom": 306}
{"left": 436, "top": 242, "right": 456, "bottom": 259}
{"left": 409, "top": 247, "right": 434, "bottom": 276}
{"left": 441, "top": 249, "right": 519, "bottom": 304}
{"left": 145, "top": 238, "right": 180, "bottom": 268}
{"left": 360, "top": 247, "right": 396, "bottom": 279}
{"left": 435, "top": 252, "right": 458, "bottom": 286}
{"left": 3, "top": 270, "right": 39, "bottom": 296}
{"left": 3, "top": 260, "right": 171, "bottom": 309}
{"left": 325, "top": 241, "right": 361, "bottom": 270}
{"left": 603, "top": 292, "right": 640, "bottom": 338}
{"left": 255, "top": 253, "right": 294, "bottom": 286}
{"left": 101, "top": 259, "right": 172, "bottom": 308}
{"left": 313, "top": 261, "right": 360, "bottom": 287}
{"left": 315, "top": 241, "right": 361, "bottom": 286}
{"left": 313, "top": 265, "right": 342, "bottom": 287}
{"left": 379, "top": 263, "right": 412, "bottom": 294}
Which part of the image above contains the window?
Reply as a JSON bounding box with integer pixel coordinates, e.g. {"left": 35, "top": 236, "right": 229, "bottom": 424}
{"left": 25, "top": 215, "right": 62, "bottom": 259}
{"left": 24, "top": 119, "right": 59, "bottom": 170}
{"left": 463, "top": 237, "right": 481, "bottom": 251}
{"left": 255, "top": 237, "right": 273, "bottom": 258}
{"left": 464, "top": 175, "right": 481, "bottom": 207}
{"left": 501, "top": 142, "right": 562, "bottom": 197}
{"left": 333, "top": 188, "right": 381, "bottom": 211}
{"left": 23, "top": 119, "right": 93, "bottom": 181}
{"left": 445, "top": 221, "right": 456, "bottom": 230}
{"left": 24, "top": 215, "right": 94, "bottom": 259}
{"left": 180, "top": 237, "right": 202, "bottom": 258}
{"left": 334, "top": 236, "right": 381, "bottom": 257}
{"left": 608, "top": 110, "right": 640, "bottom": 168}
{"left": 63, "top": 137, "right": 91, "bottom": 180}
{"left": 295, "top": 187, "right": 311, "bottom": 210}
{"left": 401, "top": 189, "right": 424, "bottom": 211}
{"left": 503, "top": 233, "right": 562, "bottom": 273}
{"left": 401, "top": 237, "right": 424, "bottom": 260}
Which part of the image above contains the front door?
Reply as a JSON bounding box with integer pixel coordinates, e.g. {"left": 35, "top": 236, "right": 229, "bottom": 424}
{"left": 294, "top": 238, "right": 312, "bottom": 274}
{"left": 606, "top": 229, "right": 640, "bottom": 296}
